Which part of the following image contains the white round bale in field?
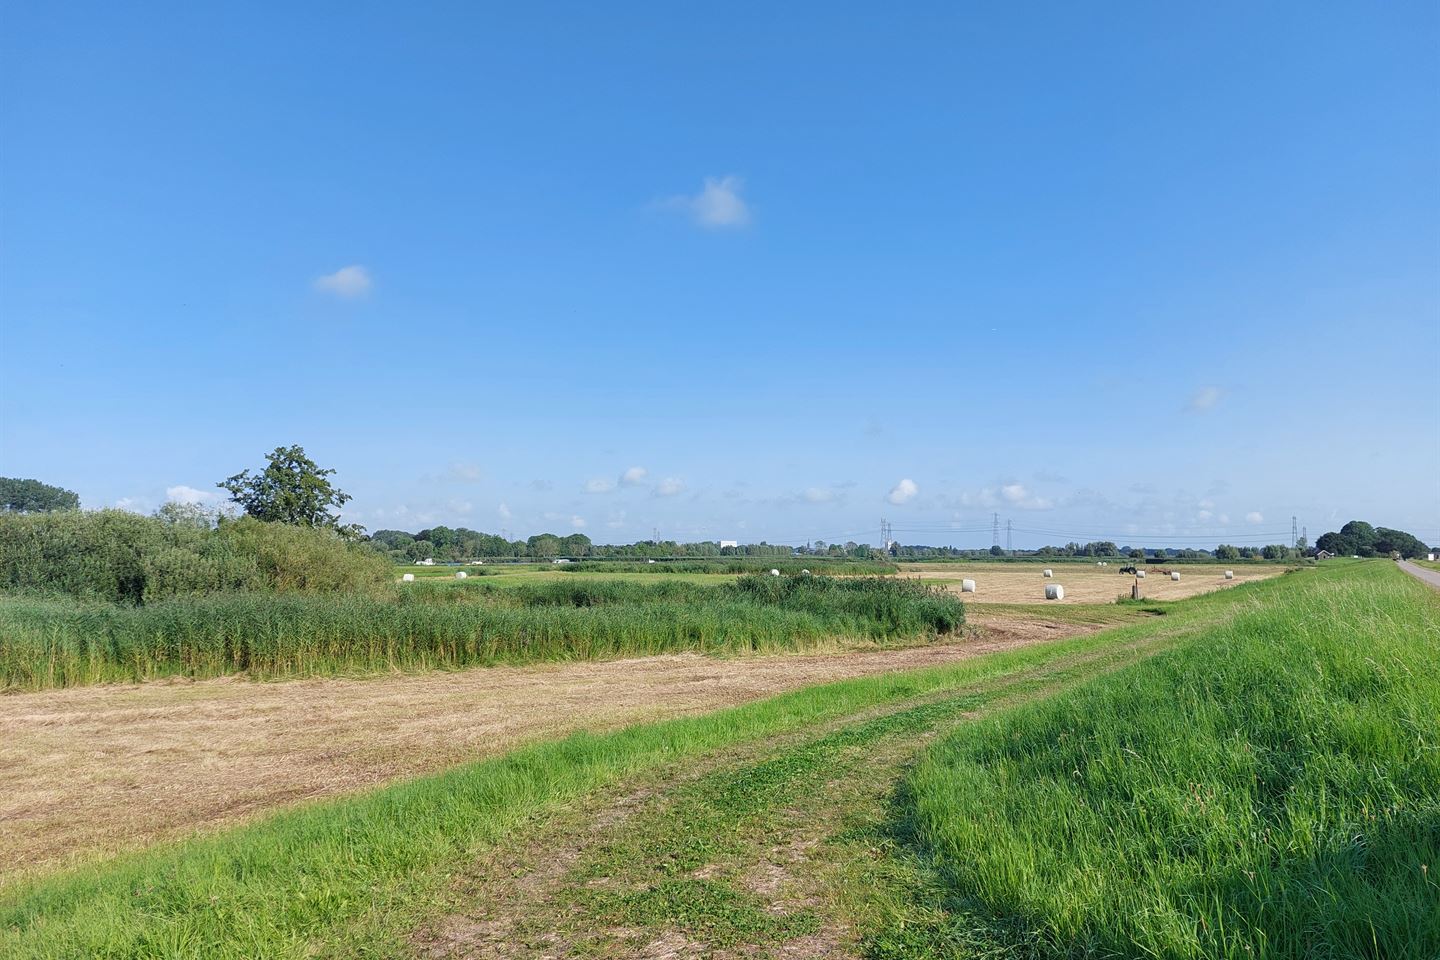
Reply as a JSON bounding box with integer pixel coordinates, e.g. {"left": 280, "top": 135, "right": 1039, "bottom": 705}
{"left": 1043, "top": 568, "right": 1054, "bottom": 577}
{"left": 1225, "top": 570, "right": 1235, "bottom": 580}
{"left": 1136, "top": 570, "right": 1146, "bottom": 579}
{"left": 770, "top": 568, "right": 781, "bottom": 576}
{"left": 456, "top": 571, "right": 467, "bottom": 579}
{"left": 1045, "top": 583, "right": 1065, "bottom": 600}
{"left": 961, "top": 578, "right": 976, "bottom": 593}
{"left": 1171, "top": 571, "right": 1181, "bottom": 581}
{"left": 402, "top": 573, "right": 415, "bottom": 582}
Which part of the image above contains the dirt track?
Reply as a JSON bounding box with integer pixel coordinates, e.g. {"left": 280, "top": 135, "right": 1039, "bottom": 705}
{"left": 0, "top": 615, "right": 1094, "bottom": 876}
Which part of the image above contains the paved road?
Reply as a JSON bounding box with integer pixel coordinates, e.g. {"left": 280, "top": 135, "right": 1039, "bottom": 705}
{"left": 1398, "top": 560, "right": 1440, "bottom": 590}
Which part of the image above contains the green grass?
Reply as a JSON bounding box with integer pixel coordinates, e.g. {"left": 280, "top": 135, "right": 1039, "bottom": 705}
{"left": 0, "top": 575, "right": 963, "bottom": 690}
{"left": 896, "top": 559, "right": 1440, "bottom": 958}
{"left": 0, "top": 622, "right": 1151, "bottom": 958}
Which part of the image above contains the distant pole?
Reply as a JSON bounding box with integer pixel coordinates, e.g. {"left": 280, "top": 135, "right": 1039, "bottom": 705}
{"left": 1292, "top": 516, "right": 1298, "bottom": 549}
{"left": 992, "top": 513, "right": 1000, "bottom": 548}
{"left": 1006, "top": 519, "right": 1013, "bottom": 554}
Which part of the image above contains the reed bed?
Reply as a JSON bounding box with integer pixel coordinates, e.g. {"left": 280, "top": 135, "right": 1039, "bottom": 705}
{"left": 0, "top": 575, "right": 962, "bottom": 690}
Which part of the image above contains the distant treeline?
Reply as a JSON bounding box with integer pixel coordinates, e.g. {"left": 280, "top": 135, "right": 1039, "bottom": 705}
{"left": 1314, "top": 520, "right": 1429, "bottom": 559}
{"left": 368, "top": 527, "right": 874, "bottom": 563}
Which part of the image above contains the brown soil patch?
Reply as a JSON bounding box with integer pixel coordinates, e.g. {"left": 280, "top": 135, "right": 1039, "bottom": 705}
{"left": 900, "top": 562, "right": 1283, "bottom": 604}
{"left": 1, "top": 616, "right": 1101, "bottom": 878}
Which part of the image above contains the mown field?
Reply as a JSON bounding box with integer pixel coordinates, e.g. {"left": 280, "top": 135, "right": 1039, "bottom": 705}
{"left": 899, "top": 560, "right": 1289, "bottom": 603}
{"left": 3, "top": 559, "right": 1433, "bottom": 958}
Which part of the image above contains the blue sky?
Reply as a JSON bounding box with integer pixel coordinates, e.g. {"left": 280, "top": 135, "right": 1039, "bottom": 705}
{"left": 3, "top": 2, "right": 1437, "bottom": 548}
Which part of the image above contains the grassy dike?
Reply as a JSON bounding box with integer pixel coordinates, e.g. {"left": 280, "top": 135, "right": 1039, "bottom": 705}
{"left": 897, "top": 559, "right": 1439, "bottom": 958}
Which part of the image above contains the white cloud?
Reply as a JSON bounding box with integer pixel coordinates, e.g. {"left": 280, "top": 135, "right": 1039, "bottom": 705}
{"left": 887, "top": 478, "right": 919, "bottom": 505}
{"left": 115, "top": 497, "right": 144, "bottom": 512}
{"left": 165, "top": 484, "right": 220, "bottom": 506}
{"left": 661, "top": 175, "right": 750, "bottom": 228}
{"left": 1188, "top": 386, "right": 1222, "bottom": 412}
{"left": 1197, "top": 510, "right": 1214, "bottom": 522}
{"left": 620, "top": 466, "right": 648, "bottom": 486}
{"left": 314, "top": 265, "right": 372, "bottom": 298}
{"left": 655, "top": 477, "right": 685, "bottom": 497}
{"left": 497, "top": 502, "right": 512, "bottom": 520}
{"left": 1219, "top": 513, "right": 1231, "bottom": 525}
{"left": 585, "top": 477, "right": 617, "bottom": 494}
{"left": 571, "top": 515, "right": 587, "bottom": 529}
{"left": 1246, "top": 511, "right": 1264, "bottom": 524}
{"left": 1198, "top": 498, "right": 1215, "bottom": 510}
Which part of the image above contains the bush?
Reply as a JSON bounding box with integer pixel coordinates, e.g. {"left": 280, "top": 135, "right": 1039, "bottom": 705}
{"left": 0, "top": 510, "right": 390, "bottom": 604}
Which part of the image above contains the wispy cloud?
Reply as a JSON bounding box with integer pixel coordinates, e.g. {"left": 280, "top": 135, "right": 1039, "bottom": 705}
{"left": 1246, "top": 511, "right": 1264, "bottom": 524}
{"left": 571, "top": 515, "right": 587, "bottom": 529}
{"left": 314, "top": 265, "right": 372, "bottom": 298}
{"left": 497, "top": 502, "right": 512, "bottom": 520}
{"left": 585, "top": 477, "right": 617, "bottom": 494}
{"left": 659, "top": 175, "right": 750, "bottom": 228}
{"left": 620, "top": 466, "right": 648, "bottom": 486}
{"left": 1187, "top": 386, "right": 1222, "bottom": 412}
{"left": 887, "top": 478, "right": 919, "bottom": 505}
{"left": 999, "top": 483, "right": 1053, "bottom": 510}
{"left": 447, "top": 462, "right": 483, "bottom": 482}
{"left": 655, "top": 477, "right": 685, "bottom": 497}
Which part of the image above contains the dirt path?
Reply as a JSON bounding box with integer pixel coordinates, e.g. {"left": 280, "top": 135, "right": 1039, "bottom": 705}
{"left": 412, "top": 630, "right": 1175, "bottom": 959}
{"left": 0, "top": 615, "right": 1097, "bottom": 876}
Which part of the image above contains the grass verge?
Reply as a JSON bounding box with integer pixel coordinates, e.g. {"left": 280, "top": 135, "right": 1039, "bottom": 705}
{"left": 891, "top": 559, "right": 1440, "bottom": 958}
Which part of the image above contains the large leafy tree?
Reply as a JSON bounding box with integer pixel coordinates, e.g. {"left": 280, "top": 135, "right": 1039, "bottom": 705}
{"left": 218, "top": 446, "right": 356, "bottom": 533}
{"left": 0, "top": 477, "right": 80, "bottom": 512}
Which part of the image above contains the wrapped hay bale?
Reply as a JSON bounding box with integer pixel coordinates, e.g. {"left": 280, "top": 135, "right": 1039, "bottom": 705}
{"left": 402, "top": 573, "right": 415, "bottom": 582}
{"left": 1043, "top": 568, "right": 1054, "bottom": 577}
{"left": 961, "top": 579, "right": 977, "bottom": 593}
{"left": 1045, "top": 583, "right": 1065, "bottom": 600}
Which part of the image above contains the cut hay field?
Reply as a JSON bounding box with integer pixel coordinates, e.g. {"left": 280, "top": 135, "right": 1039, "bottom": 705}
{"left": 899, "top": 560, "right": 1288, "bottom": 603}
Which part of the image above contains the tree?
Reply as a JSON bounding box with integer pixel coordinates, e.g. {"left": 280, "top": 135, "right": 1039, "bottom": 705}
{"left": 1128, "top": 548, "right": 1145, "bottom": 559}
{"left": 989, "top": 544, "right": 1004, "bottom": 556}
{"left": 1373, "top": 527, "right": 1429, "bottom": 560}
{"left": 0, "top": 477, "right": 80, "bottom": 513}
{"left": 1214, "top": 544, "right": 1241, "bottom": 561}
{"left": 1261, "top": 544, "right": 1291, "bottom": 560}
{"left": 217, "top": 446, "right": 356, "bottom": 533}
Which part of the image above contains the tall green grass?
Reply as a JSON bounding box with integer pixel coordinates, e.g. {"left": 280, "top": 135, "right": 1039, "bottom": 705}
{"left": 0, "top": 575, "right": 962, "bottom": 689}
{"left": 903, "top": 560, "right": 1440, "bottom": 957}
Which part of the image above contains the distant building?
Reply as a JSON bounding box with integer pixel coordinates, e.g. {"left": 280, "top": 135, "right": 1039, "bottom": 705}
{"left": 719, "top": 540, "right": 739, "bottom": 549}
{"left": 1315, "top": 550, "right": 1333, "bottom": 560}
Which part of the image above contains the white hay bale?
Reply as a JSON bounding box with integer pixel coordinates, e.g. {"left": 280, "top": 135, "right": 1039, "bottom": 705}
{"left": 456, "top": 571, "right": 468, "bottom": 579}
{"left": 961, "top": 578, "right": 976, "bottom": 593}
{"left": 801, "top": 569, "right": 811, "bottom": 575}
{"left": 401, "top": 573, "right": 415, "bottom": 582}
{"left": 770, "top": 568, "right": 781, "bottom": 576}
{"left": 647, "top": 559, "right": 656, "bottom": 564}
{"left": 1171, "top": 571, "right": 1181, "bottom": 581}
{"left": 1136, "top": 570, "right": 1146, "bottom": 579}
{"left": 1224, "top": 570, "right": 1234, "bottom": 579}
{"left": 1045, "top": 583, "right": 1065, "bottom": 600}
{"left": 1043, "top": 568, "right": 1054, "bottom": 578}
